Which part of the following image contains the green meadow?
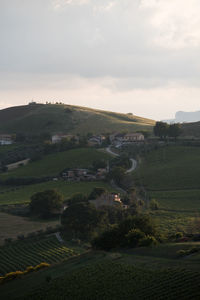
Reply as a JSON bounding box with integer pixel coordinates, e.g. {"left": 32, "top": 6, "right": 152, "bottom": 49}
{"left": 133, "top": 145, "right": 200, "bottom": 233}
{"left": 0, "top": 181, "right": 115, "bottom": 205}
{"left": 0, "top": 148, "right": 110, "bottom": 179}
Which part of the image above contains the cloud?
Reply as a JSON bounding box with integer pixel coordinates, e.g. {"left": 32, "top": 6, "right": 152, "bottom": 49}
{"left": 0, "top": 0, "right": 200, "bottom": 118}
{"left": 140, "top": 0, "right": 200, "bottom": 49}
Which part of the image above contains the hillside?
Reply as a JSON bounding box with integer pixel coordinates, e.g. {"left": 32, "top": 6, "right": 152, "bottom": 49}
{"left": 1, "top": 243, "right": 200, "bottom": 299}
{"left": 0, "top": 148, "right": 110, "bottom": 179}
{"left": 0, "top": 103, "right": 155, "bottom": 135}
{"left": 133, "top": 145, "right": 200, "bottom": 233}
{"left": 181, "top": 121, "right": 200, "bottom": 137}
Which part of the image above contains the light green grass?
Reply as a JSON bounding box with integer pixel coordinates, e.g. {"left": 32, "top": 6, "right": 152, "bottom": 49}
{"left": 0, "top": 148, "right": 110, "bottom": 179}
{"left": 150, "top": 189, "right": 200, "bottom": 211}
{"left": 133, "top": 146, "right": 200, "bottom": 233}
{"left": 134, "top": 146, "right": 200, "bottom": 190}
{"left": 0, "top": 103, "right": 154, "bottom": 135}
{"left": 0, "top": 181, "right": 115, "bottom": 205}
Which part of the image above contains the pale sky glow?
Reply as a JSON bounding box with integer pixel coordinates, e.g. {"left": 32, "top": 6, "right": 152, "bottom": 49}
{"left": 1, "top": 0, "right": 200, "bottom": 120}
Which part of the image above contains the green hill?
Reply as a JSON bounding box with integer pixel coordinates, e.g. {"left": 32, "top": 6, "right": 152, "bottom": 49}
{"left": 0, "top": 103, "right": 154, "bottom": 135}
{"left": 133, "top": 145, "right": 200, "bottom": 234}
{"left": 0, "top": 148, "right": 110, "bottom": 179}
{"left": 181, "top": 121, "right": 200, "bottom": 138}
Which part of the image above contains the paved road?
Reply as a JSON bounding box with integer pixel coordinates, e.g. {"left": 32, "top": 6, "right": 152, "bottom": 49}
{"left": 106, "top": 146, "right": 137, "bottom": 173}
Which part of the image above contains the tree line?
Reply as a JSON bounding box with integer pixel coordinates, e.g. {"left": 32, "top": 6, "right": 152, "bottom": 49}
{"left": 154, "top": 122, "right": 182, "bottom": 140}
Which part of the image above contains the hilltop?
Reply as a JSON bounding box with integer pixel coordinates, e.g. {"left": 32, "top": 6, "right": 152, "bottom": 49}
{"left": 0, "top": 103, "right": 155, "bottom": 135}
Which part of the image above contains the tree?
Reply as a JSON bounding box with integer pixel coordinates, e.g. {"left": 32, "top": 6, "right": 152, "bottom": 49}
{"left": 30, "top": 189, "right": 63, "bottom": 218}
{"left": 61, "top": 202, "right": 103, "bottom": 239}
{"left": 150, "top": 199, "right": 159, "bottom": 210}
{"left": 153, "top": 122, "right": 169, "bottom": 140}
{"left": 67, "top": 193, "right": 88, "bottom": 206}
{"left": 168, "top": 123, "right": 182, "bottom": 140}
{"left": 88, "top": 187, "right": 107, "bottom": 200}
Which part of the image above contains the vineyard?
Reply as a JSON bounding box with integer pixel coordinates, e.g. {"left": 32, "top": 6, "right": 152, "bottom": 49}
{"left": 0, "top": 235, "right": 78, "bottom": 276}
{"left": 21, "top": 261, "right": 200, "bottom": 300}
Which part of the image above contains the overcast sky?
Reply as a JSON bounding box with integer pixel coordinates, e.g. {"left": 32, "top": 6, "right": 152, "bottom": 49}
{"left": 1, "top": 0, "right": 200, "bottom": 120}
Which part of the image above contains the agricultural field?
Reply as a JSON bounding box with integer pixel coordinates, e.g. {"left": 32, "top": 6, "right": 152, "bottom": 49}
{"left": 132, "top": 145, "right": 200, "bottom": 233}
{"left": 0, "top": 235, "right": 79, "bottom": 276}
{"left": 0, "top": 148, "right": 110, "bottom": 179}
{"left": 1, "top": 242, "right": 200, "bottom": 299}
{"left": 0, "top": 180, "right": 116, "bottom": 205}
{"left": 9, "top": 261, "right": 200, "bottom": 299}
{"left": 0, "top": 212, "right": 59, "bottom": 245}
{"left": 134, "top": 146, "right": 200, "bottom": 191}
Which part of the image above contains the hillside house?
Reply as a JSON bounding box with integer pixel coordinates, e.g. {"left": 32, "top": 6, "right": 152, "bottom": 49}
{"left": 88, "top": 135, "right": 106, "bottom": 146}
{"left": 110, "top": 132, "right": 144, "bottom": 144}
{"left": 0, "top": 134, "right": 14, "bottom": 145}
{"left": 89, "top": 192, "right": 122, "bottom": 209}
{"left": 123, "top": 133, "right": 144, "bottom": 142}
{"left": 52, "top": 134, "right": 78, "bottom": 144}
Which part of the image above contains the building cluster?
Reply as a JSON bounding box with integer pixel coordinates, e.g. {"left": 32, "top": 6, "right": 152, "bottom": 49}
{"left": 62, "top": 167, "right": 108, "bottom": 182}
{"left": 0, "top": 134, "right": 14, "bottom": 145}
{"left": 110, "top": 132, "right": 145, "bottom": 145}
{"left": 52, "top": 134, "right": 79, "bottom": 144}
{"left": 89, "top": 192, "right": 128, "bottom": 209}
{"left": 88, "top": 135, "right": 106, "bottom": 146}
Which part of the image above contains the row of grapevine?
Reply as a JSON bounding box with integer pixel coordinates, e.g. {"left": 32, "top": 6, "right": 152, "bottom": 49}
{"left": 22, "top": 261, "right": 200, "bottom": 300}
{"left": 0, "top": 236, "right": 77, "bottom": 276}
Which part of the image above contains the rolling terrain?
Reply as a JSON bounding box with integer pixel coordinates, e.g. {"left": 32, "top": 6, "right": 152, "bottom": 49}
{"left": 1, "top": 242, "right": 200, "bottom": 299}
{"left": 0, "top": 148, "right": 110, "bottom": 179}
{"left": 0, "top": 103, "right": 154, "bottom": 135}
{"left": 133, "top": 145, "right": 200, "bottom": 233}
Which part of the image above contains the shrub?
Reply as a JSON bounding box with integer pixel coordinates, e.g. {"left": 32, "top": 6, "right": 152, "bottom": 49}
{"left": 125, "top": 229, "right": 145, "bottom": 247}
{"left": 149, "top": 199, "right": 159, "bottom": 210}
{"left": 25, "top": 266, "right": 35, "bottom": 273}
{"left": 34, "top": 262, "right": 50, "bottom": 271}
{"left": 139, "top": 235, "right": 158, "bottom": 247}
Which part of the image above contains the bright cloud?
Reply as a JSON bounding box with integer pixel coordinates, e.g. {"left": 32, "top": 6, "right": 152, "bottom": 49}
{"left": 0, "top": 0, "right": 200, "bottom": 119}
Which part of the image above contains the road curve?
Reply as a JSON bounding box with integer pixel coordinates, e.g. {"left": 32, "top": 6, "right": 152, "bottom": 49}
{"left": 106, "top": 146, "right": 137, "bottom": 173}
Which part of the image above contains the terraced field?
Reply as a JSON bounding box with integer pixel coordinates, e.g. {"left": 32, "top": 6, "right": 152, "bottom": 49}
{"left": 0, "top": 236, "right": 78, "bottom": 276}
{"left": 21, "top": 262, "right": 200, "bottom": 299}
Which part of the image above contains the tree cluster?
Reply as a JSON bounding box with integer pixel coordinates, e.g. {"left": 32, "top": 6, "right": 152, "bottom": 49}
{"left": 30, "top": 189, "right": 63, "bottom": 218}
{"left": 154, "top": 122, "right": 182, "bottom": 140}
{"left": 92, "top": 215, "right": 157, "bottom": 250}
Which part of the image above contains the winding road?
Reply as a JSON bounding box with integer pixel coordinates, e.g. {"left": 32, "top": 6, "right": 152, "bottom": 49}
{"left": 106, "top": 146, "right": 137, "bottom": 173}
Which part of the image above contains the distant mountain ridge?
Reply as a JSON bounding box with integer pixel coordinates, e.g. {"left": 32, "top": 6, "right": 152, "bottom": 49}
{"left": 0, "top": 103, "right": 155, "bottom": 135}
{"left": 163, "top": 110, "right": 200, "bottom": 123}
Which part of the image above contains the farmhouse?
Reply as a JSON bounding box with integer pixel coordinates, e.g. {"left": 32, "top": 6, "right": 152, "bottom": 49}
{"left": 88, "top": 135, "right": 106, "bottom": 146}
{"left": 0, "top": 134, "right": 14, "bottom": 145}
{"left": 52, "top": 134, "right": 78, "bottom": 144}
{"left": 110, "top": 132, "right": 144, "bottom": 144}
{"left": 89, "top": 192, "right": 122, "bottom": 209}
{"left": 123, "top": 133, "right": 144, "bottom": 142}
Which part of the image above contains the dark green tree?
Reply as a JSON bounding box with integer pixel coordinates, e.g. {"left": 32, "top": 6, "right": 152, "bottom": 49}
{"left": 153, "top": 122, "right": 169, "bottom": 140}
{"left": 168, "top": 123, "right": 182, "bottom": 140}
{"left": 61, "top": 202, "right": 103, "bottom": 239}
{"left": 30, "top": 189, "right": 63, "bottom": 218}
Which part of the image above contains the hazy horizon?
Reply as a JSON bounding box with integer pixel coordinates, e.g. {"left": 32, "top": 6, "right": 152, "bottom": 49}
{"left": 1, "top": 0, "right": 200, "bottom": 120}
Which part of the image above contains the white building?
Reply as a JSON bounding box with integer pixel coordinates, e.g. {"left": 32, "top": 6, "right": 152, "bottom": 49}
{"left": 0, "top": 135, "right": 13, "bottom": 145}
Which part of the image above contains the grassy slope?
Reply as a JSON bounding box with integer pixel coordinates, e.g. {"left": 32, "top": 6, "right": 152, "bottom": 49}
{"left": 0, "top": 104, "right": 154, "bottom": 135}
{"left": 0, "top": 212, "right": 59, "bottom": 245}
{"left": 182, "top": 121, "right": 200, "bottom": 137}
{"left": 133, "top": 145, "right": 200, "bottom": 233}
{"left": 0, "top": 148, "right": 110, "bottom": 179}
{"left": 1, "top": 242, "right": 200, "bottom": 299}
{"left": 0, "top": 181, "right": 116, "bottom": 205}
